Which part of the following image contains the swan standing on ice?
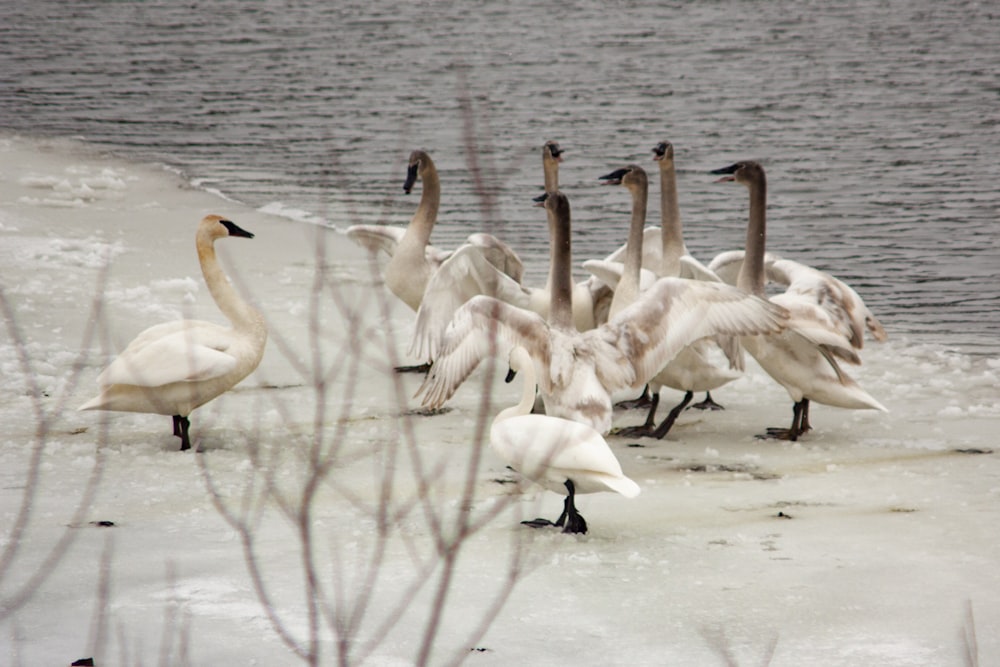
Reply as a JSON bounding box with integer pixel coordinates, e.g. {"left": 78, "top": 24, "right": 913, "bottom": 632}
{"left": 709, "top": 160, "right": 887, "bottom": 440}
{"left": 586, "top": 157, "right": 743, "bottom": 439}
{"left": 79, "top": 215, "right": 267, "bottom": 451}
{"left": 417, "top": 192, "right": 788, "bottom": 435}
{"left": 492, "top": 347, "right": 640, "bottom": 534}
{"left": 345, "top": 149, "right": 524, "bottom": 371}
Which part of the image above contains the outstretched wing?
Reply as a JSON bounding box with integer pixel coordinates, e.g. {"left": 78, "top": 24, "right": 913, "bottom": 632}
{"left": 410, "top": 244, "right": 533, "bottom": 361}
{"left": 593, "top": 278, "right": 788, "bottom": 389}
{"left": 416, "top": 296, "right": 552, "bottom": 408}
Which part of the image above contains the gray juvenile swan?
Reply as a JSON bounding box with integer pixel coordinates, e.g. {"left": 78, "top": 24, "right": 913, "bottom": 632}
{"left": 709, "top": 160, "right": 887, "bottom": 440}
{"left": 417, "top": 192, "right": 789, "bottom": 435}
{"left": 79, "top": 215, "right": 267, "bottom": 451}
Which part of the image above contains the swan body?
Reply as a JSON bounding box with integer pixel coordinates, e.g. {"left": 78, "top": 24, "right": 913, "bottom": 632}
{"left": 417, "top": 192, "right": 789, "bottom": 435}
{"left": 710, "top": 160, "right": 887, "bottom": 440}
{"left": 491, "top": 347, "right": 640, "bottom": 534}
{"left": 79, "top": 215, "right": 267, "bottom": 450}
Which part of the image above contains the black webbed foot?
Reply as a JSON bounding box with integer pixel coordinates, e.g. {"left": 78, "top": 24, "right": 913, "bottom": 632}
{"left": 690, "top": 392, "right": 725, "bottom": 411}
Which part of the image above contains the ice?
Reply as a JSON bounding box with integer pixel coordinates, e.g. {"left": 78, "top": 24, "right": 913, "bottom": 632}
{"left": 1, "top": 136, "right": 999, "bottom": 666}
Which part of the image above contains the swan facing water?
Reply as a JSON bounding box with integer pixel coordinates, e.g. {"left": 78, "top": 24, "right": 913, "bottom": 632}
{"left": 79, "top": 215, "right": 268, "bottom": 451}
{"left": 710, "top": 160, "right": 887, "bottom": 440}
{"left": 492, "top": 347, "right": 640, "bottom": 534}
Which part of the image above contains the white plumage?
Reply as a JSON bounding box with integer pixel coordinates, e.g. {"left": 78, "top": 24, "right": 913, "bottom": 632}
{"left": 79, "top": 215, "right": 267, "bottom": 450}
{"left": 491, "top": 347, "right": 640, "bottom": 534}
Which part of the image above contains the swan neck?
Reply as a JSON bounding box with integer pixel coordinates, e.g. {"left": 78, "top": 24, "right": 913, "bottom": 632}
{"left": 197, "top": 235, "right": 262, "bottom": 331}
{"left": 543, "top": 155, "right": 559, "bottom": 194}
{"left": 411, "top": 164, "right": 440, "bottom": 244}
{"left": 738, "top": 176, "right": 767, "bottom": 296}
{"left": 548, "top": 206, "right": 574, "bottom": 330}
{"left": 623, "top": 180, "right": 648, "bottom": 284}
{"left": 658, "top": 161, "right": 685, "bottom": 274}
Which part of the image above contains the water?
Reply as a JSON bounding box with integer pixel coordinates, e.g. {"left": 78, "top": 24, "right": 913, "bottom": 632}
{"left": 2, "top": 0, "right": 998, "bottom": 353}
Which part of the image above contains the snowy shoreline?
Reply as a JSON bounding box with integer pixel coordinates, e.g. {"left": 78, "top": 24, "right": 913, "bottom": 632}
{"left": 2, "top": 134, "right": 999, "bottom": 666}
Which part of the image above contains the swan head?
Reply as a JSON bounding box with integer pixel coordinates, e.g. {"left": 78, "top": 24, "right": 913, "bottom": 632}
{"left": 543, "top": 140, "right": 564, "bottom": 163}
{"left": 652, "top": 140, "right": 674, "bottom": 164}
{"left": 403, "top": 149, "right": 433, "bottom": 194}
{"left": 505, "top": 346, "right": 533, "bottom": 383}
{"left": 598, "top": 164, "right": 648, "bottom": 194}
{"left": 543, "top": 190, "right": 571, "bottom": 224}
{"left": 199, "top": 215, "right": 254, "bottom": 241}
{"left": 710, "top": 160, "right": 765, "bottom": 188}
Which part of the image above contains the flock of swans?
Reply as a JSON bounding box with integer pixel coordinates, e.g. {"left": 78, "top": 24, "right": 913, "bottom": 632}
{"left": 77, "top": 141, "right": 888, "bottom": 534}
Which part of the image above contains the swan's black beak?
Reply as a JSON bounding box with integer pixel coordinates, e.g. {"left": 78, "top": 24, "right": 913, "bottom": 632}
{"left": 403, "top": 162, "right": 419, "bottom": 194}
{"left": 533, "top": 192, "right": 549, "bottom": 207}
{"left": 710, "top": 163, "right": 739, "bottom": 183}
{"left": 221, "top": 220, "right": 255, "bottom": 239}
{"left": 504, "top": 368, "right": 517, "bottom": 383}
{"left": 599, "top": 168, "right": 629, "bottom": 185}
{"left": 547, "top": 143, "right": 564, "bottom": 162}
{"left": 652, "top": 143, "right": 667, "bottom": 161}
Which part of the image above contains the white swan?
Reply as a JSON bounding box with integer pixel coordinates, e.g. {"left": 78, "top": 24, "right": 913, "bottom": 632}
{"left": 709, "top": 160, "right": 887, "bottom": 440}
{"left": 586, "top": 156, "right": 744, "bottom": 439}
{"left": 492, "top": 347, "right": 640, "bottom": 534}
{"left": 410, "top": 142, "right": 601, "bottom": 362}
{"left": 416, "top": 192, "right": 789, "bottom": 435}
{"left": 79, "top": 215, "right": 268, "bottom": 450}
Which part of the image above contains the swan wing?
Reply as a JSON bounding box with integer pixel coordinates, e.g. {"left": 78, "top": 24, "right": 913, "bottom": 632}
{"left": 601, "top": 226, "right": 662, "bottom": 269}
{"left": 345, "top": 224, "right": 449, "bottom": 265}
{"left": 596, "top": 278, "right": 788, "bottom": 389}
{"left": 582, "top": 260, "right": 659, "bottom": 292}
{"left": 770, "top": 258, "right": 886, "bottom": 347}
{"left": 411, "top": 244, "right": 533, "bottom": 361}
{"left": 465, "top": 232, "right": 525, "bottom": 283}
{"left": 416, "top": 296, "right": 552, "bottom": 408}
{"left": 678, "top": 255, "right": 723, "bottom": 283}
{"left": 98, "top": 324, "right": 239, "bottom": 387}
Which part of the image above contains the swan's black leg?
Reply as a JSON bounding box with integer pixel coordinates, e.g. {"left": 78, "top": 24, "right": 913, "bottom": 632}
{"left": 799, "top": 399, "right": 812, "bottom": 433}
{"left": 615, "top": 391, "right": 661, "bottom": 438}
{"left": 173, "top": 415, "right": 192, "bottom": 451}
{"left": 761, "top": 399, "right": 807, "bottom": 441}
{"left": 651, "top": 391, "right": 694, "bottom": 439}
{"left": 560, "top": 479, "right": 588, "bottom": 534}
{"left": 394, "top": 361, "right": 433, "bottom": 374}
{"left": 690, "top": 391, "right": 725, "bottom": 411}
{"left": 615, "top": 384, "right": 653, "bottom": 410}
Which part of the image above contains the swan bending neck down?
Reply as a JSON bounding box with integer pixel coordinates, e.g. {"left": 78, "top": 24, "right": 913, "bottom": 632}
{"left": 492, "top": 347, "right": 640, "bottom": 534}
{"left": 79, "top": 215, "right": 267, "bottom": 451}
{"left": 710, "top": 161, "right": 886, "bottom": 440}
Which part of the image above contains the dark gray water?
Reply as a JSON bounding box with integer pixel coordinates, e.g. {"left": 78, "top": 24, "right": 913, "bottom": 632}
{"left": 2, "top": 0, "right": 998, "bottom": 353}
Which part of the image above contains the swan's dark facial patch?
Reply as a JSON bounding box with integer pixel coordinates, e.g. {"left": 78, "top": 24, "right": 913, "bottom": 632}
{"left": 221, "top": 220, "right": 254, "bottom": 238}
{"left": 403, "top": 162, "right": 419, "bottom": 193}
{"left": 652, "top": 142, "right": 668, "bottom": 158}
{"left": 598, "top": 167, "right": 630, "bottom": 185}
{"left": 547, "top": 142, "right": 563, "bottom": 159}
{"left": 505, "top": 367, "right": 517, "bottom": 383}
{"left": 709, "top": 163, "right": 741, "bottom": 175}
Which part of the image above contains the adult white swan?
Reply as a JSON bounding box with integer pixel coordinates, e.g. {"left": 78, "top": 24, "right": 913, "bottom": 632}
{"left": 492, "top": 347, "right": 640, "bottom": 534}
{"left": 345, "top": 149, "right": 524, "bottom": 370}
{"left": 416, "top": 192, "right": 788, "bottom": 435}
{"left": 79, "top": 215, "right": 268, "bottom": 451}
{"left": 709, "top": 160, "right": 887, "bottom": 440}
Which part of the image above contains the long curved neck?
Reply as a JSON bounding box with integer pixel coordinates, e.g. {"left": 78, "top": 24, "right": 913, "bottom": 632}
{"left": 658, "top": 160, "right": 686, "bottom": 276}
{"left": 548, "top": 204, "right": 574, "bottom": 331}
{"left": 408, "top": 164, "right": 440, "bottom": 247}
{"left": 197, "top": 235, "right": 263, "bottom": 331}
{"left": 737, "top": 173, "right": 767, "bottom": 297}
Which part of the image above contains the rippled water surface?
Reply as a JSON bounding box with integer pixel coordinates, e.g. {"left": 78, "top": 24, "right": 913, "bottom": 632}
{"left": 2, "top": 0, "right": 998, "bottom": 352}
